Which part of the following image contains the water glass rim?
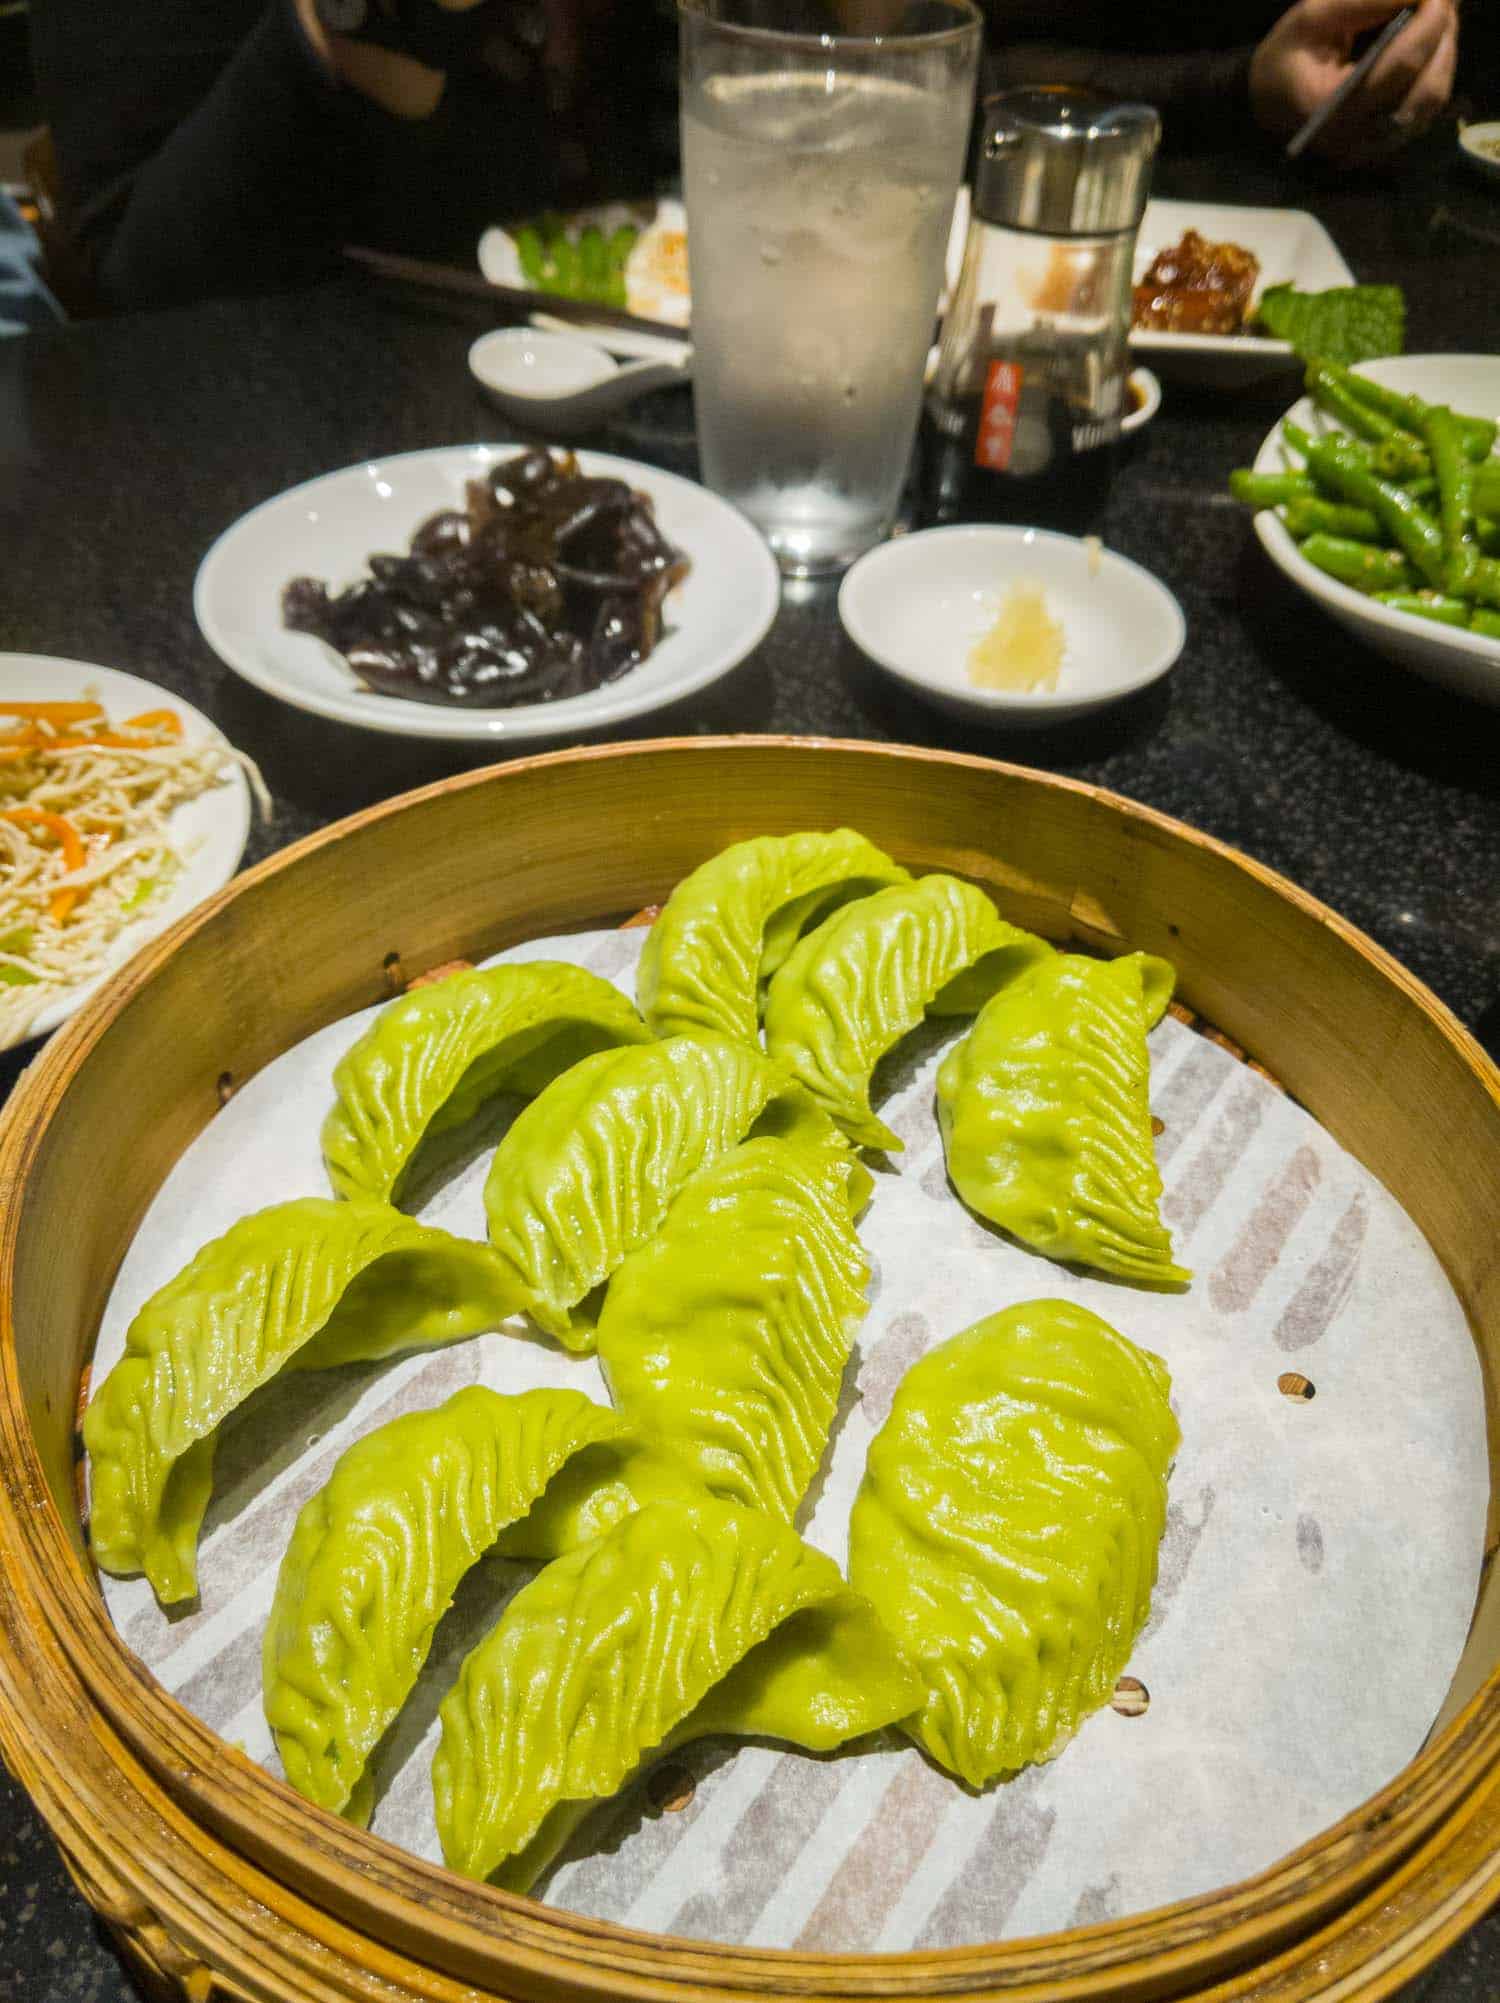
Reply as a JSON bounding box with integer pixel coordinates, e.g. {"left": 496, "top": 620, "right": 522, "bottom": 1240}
{"left": 676, "top": 0, "right": 982, "bottom": 55}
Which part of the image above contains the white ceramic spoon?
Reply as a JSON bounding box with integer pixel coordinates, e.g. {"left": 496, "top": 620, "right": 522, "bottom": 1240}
{"left": 469, "top": 327, "right": 692, "bottom": 435}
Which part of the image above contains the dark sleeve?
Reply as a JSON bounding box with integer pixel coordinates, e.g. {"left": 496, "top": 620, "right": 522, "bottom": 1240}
{"left": 984, "top": 40, "right": 1259, "bottom": 152}
{"left": 30, "top": 0, "right": 377, "bottom": 310}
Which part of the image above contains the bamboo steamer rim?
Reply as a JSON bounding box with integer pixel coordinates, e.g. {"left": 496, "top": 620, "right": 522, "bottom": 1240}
{"left": 0, "top": 734, "right": 1496, "bottom": 2003}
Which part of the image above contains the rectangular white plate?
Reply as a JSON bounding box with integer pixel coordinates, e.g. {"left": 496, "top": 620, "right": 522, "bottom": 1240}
{"left": 1130, "top": 199, "right": 1356, "bottom": 387}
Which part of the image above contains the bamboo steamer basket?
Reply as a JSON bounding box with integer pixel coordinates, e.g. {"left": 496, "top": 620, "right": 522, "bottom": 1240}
{"left": 0, "top": 737, "right": 1496, "bottom": 2003}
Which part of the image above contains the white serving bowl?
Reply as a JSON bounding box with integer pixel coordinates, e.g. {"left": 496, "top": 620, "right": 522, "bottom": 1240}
{"left": 1251, "top": 354, "right": 1500, "bottom": 707}
{"left": 838, "top": 525, "right": 1185, "bottom": 728}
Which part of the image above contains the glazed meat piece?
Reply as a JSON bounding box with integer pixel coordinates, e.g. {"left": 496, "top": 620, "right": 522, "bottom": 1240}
{"left": 1131, "top": 230, "right": 1261, "bottom": 335}
{"left": 283, "top": 450, "right": 688, "bottom": 709}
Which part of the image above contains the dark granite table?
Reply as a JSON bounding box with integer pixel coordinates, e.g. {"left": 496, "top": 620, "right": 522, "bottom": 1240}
{"left": 1, "top": 122, "right": 1498, "bottom": 2003}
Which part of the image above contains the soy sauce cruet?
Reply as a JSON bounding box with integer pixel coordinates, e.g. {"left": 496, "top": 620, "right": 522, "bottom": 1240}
{"left": 924, "top": 88, "right": 1159, "bottom": 533}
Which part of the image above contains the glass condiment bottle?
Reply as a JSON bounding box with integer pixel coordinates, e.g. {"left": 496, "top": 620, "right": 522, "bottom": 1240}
{"left": 923, "top": 88, "right": 1159, "bottom": 534}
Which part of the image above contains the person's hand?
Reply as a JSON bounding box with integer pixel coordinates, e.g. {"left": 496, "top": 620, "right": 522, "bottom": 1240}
{"left": 295, "top": 0, "right": 489, "bottom": 118}
{"left": 1249, "top": 0, "right": 1458, "bottom": 166}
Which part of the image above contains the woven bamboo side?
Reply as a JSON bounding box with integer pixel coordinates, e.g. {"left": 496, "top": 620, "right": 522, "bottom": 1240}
{"left": 0, "top": 737, "right": 1495, "bottom": 2003}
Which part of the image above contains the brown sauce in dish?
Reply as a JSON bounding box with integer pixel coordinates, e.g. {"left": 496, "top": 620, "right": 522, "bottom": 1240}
{"left": 283, "top": 449, "right": 688, "bottom": 708}
{"left": 1131, "top": 230, "right": 1260, "bottom": 336}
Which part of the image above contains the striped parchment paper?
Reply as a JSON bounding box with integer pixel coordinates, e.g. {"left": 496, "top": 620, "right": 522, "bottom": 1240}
{"left": 91, "top": 924, "right": 1487, "bottom": 1949}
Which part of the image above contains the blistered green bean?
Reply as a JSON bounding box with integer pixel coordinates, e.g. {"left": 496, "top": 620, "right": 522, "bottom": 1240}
{"left": 1283, "top": 496, "right": 1383, "bottom": 542}
{"left": 1298, "top": 534, "right": 1419, "bottom": 595}
{"left": 1371, "top": 434, "right": 1431, "bottom": 483}
{"left": 1373, "top": 592, "right": 1472, "bottom": 627}
{"left": 1229, "top": 470, "right": 1315, "bottom": 507}
{"left": 1419, "top": 405, "right": 1478, "bottom": 597}
{"left": 1335, "top": 366, "right": 1497, "bottom": 462}
{"left": 1305, "top": 363, "right": 1407, "bottom": 447}
{"left": 1467, "top": 555, "right": 1500, "bottom": 611}
{"left": 1305, "top": 439, "right": 1446, "bottom": 588}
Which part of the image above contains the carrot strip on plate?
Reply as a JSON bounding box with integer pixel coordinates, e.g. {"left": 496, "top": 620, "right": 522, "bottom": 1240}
{"left": 0, "top": 702, "right": 106, "bottom": 724}
{"left": 122, "top": 708, "right": 183, "bottom": 736}
{"left": 0, "top": 808, "right": 89, "bottom": 924}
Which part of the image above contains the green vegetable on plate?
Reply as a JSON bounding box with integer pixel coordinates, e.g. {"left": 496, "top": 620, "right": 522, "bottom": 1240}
{"left": 508, "top": 212, "right": 639, "bottom": 309}
{"left": 1253, "top": 283, "right": 1405, "bottom": 365}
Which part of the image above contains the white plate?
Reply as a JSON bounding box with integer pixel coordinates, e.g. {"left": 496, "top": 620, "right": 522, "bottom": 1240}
{"left": 0, "top": 655, "right": 252, "bottom": 1046}
{"left": 1458, "top": 121, "right": 1500, "bottom": 183}
{"left": 1129, "top": 199, "right": 1356, "bottom": 387}
{"left": 480, "top": 199, "right": 690, "bottom": 327}
{"left": 1250, "top": 354, "right": 1500, "bottom": 706}
{"left": 194, "top": 447, "right": 781, "bottom": 742}
{"left": 483, "top": 190, "right": 974, "bottom": 333}
{"left": 838, "top": 524, "right": 1185, "bottom": 728}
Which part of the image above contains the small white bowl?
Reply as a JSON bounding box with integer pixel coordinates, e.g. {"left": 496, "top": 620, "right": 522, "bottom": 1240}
{"left": 1251, "top": 354, "right": 1500, "bottom": 706}
{"left": 1123, "top": 366, "right": 1162, "bottom": 436}
{"left": 1458, "top": 121, "right": 1500, "bottom": 183}
{"left": 839, "top": 525, "right": 1185, "bottom": 728}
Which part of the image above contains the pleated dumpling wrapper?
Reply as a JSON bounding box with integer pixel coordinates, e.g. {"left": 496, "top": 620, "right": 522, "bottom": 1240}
{"left": 84, "top": 1198, "right": 516, "bottom": 1606}
{"left": 264, "top": 1386, "right": 625, "bottom": 1823}
{"left": 482, "top": 1034, "right": 849, "bottom": 1352}
{"left": 433, "top": 1498, "right": 922, "bottom": 1891}
{"left": 323, "top": 961, "right": 650, "bottom": 1206}
{"left": 849, "top": 1299, "right": 1179, "bottom": 1788}
{"left": 937, "top": 949, "right": 1188, "bottom": 1287}
{"left": 762, "top": 873, "right": 1052, "bottom": 1151}
{"left": 502, "top": 1128, "right": 872, "bottom": 1559}
{"left": 597, "top": 1134, "right": 871, "bottom": 1520}
{"left": 637, "top": 827, "right": 910, "bottom": 1045}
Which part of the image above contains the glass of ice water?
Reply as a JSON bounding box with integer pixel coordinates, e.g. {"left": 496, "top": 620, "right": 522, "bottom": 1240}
{"left": 679, "top": 0, "right": 981, "bottom": 577}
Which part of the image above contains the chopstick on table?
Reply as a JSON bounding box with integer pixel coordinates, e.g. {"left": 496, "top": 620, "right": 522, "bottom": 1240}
{"left": 342, "top": 244, "right": 690, "bottom": 343}
{"left": 1285, "top": 5, "right": 1415, "bottom": 159}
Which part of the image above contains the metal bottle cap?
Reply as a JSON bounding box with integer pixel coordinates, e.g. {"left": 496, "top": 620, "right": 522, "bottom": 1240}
{"left": 975, "top": 88, "right": 1160, "bottom": 238}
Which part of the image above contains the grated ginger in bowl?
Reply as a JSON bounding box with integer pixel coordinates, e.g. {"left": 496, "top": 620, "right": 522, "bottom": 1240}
{"left": 966, "top": 582, "right": 1065, "bottom": 692}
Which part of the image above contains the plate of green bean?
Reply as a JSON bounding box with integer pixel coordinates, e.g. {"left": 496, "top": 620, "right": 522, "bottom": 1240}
{"left": 1238, "top": 355, "right": 1500, "bottom": 705}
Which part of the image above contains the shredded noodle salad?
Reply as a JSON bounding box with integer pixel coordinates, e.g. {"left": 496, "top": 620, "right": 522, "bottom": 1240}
{"left": 0, "top": 696, "right": 268, "bottom": 1046}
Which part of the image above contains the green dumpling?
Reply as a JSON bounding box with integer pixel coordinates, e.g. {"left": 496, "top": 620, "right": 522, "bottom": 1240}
{"left": 498, "top": 1588, "right": 924, "bottom": 1895}
{"left": 686, "top": 1591, "right": 920, "bottom": 1751}
{"left": 482, "top": 1035, "right": 847, "bottom": 1352}
{"left": 323, "top": 961, "right": 650, "bottom": 1205}
{"left": 501, "top": 1133, "right": 870, "bottom": 1559}
{"left": 762, "top": 874, "right": 1051, "bottom": 1150}
{"left": 84, "top": 1198, "right": 515, "bottom": 1606}
{"left": 597, "top": 1135, "right": 870, "bottom": 1522}
{"left": 501, "top": 1133, "right": 871, "bottom": 1557}
{"left": 637, "top": 828, "right": 910, "bottom": 1045}
{"left": 937, "top": 950, "right": 1188, "bottom": 1286}
{"left": 492, "top": 1428, "right": 698, "bottom": 1561}
{"left": 264, "top": 1386, "right": 624, "bottom": 1822}
{"left": 849, "top": 1299, "right": 1179, "bottom": 1788}
{"left": 433, "top": 1498, "right": 919, "bottom": 1890}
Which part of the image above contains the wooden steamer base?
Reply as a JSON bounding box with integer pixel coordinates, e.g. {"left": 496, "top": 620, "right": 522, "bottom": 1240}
{"left": 0, "top": 739, "right": 1497, "bottom": 2003}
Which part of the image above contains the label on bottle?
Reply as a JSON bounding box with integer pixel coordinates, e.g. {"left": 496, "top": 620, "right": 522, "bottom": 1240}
{"left": 973, "top": 360, "right": 1023, "bottom": 473}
